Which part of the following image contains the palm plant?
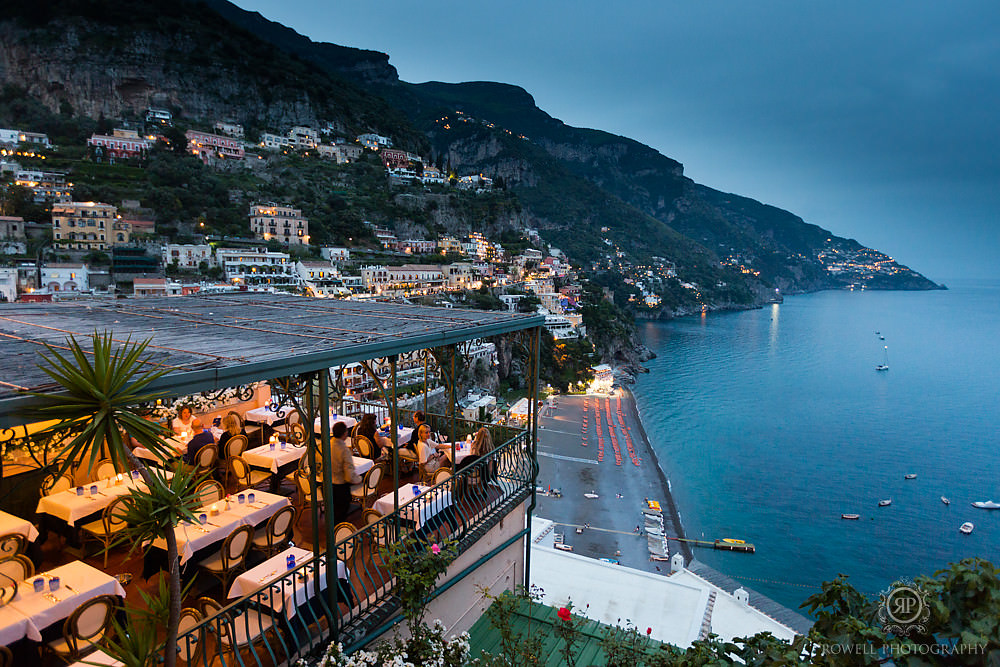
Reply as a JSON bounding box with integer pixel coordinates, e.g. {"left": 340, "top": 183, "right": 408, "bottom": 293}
{"left": 28, "top": 332, "right": 199, "bottom": 667}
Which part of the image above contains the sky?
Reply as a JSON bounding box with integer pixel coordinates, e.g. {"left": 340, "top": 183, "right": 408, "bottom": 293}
{"left": 235, "top": 1, "right": 1000, "bottom": 281}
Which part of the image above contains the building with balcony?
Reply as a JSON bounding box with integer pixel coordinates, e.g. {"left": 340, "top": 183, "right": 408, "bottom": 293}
{"left": 216, "top": 247, "right": 298, "bottom": 287}
{"left": 357, "top": 133, "right": 392, "bottom": 150}
{"left": 51, "top": 202, "right": 129, "bottom": 250}
{"left": 40, "top": 263, "right": 90, "bottom": 292}
{"left": 213, "top": 121, "right": 245, "bottom": 138}
{"left": 14, "top": 169, "right": 72, "bottom": 203}
{"left": 186, "top": 130, "right": 245, "bottom": 161}
{"left": 162, "top": 244, "right": 213, "bottom": 270}
{"left": 296, "top": 260, "right": 349, "bottom": 298}
{"left": 361, "top": 264, "right": 446, "bottom": 296}
{"left": 88, "top": 130, "right": 153, "bottom": 161}
{"left": 249, "top": 203, "right": 310, "bottom": 246}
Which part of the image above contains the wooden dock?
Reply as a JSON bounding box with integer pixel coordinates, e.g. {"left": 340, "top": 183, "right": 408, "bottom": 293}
{"left": 667, "top": 536, "right": 756, "bottom": 554}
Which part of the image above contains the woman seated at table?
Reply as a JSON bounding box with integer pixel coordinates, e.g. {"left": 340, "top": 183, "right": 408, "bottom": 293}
{"left": 356, "top": 413, "right": 383, "bottom": 459}
{"left": 415, "top": 424, "right": 446, "bottom": 479}
{"left": 329, "top": 421, "right": 362, "bottom": 523}
{"left": 171, "top": 406, "right": 195, "bottom": 435}
{"left": 456, "top": 427, "right": 494, "bottom": 480}
{"left": 216, "top": 413, "right": 246, "bottom": 453}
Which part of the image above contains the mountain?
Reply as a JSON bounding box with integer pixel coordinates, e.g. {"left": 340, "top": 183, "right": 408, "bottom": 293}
{"left": 0, "top": 0, "right": 941, "bottom": 310}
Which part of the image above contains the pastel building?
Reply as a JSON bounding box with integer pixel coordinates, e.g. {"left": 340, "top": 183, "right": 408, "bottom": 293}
{"left": 249, "top": 203, "right": 309, "bottom": 246}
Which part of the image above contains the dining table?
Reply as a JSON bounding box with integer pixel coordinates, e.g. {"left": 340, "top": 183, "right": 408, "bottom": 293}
{"left": 0, "top": 509, "right": 40, "bottom": 544}
{"left": 312, "top": 413, "right": 357, "bottom": 434}
{"left": 373, "top": 484, "right": 453, "bottom": 530}
{"left": 0, "top": 560, "right": 126, "bottom": 646}
{"left": 35, "top": 470, "right": 152, "bottom": 527}
{"left": 437, "top": 440, "right": 475, "bottom": 465}
{"left": 68, "top": 650, "right": 124, "bottom": 667}
{"left": 243, "top": 404, "right": 297, "bottom": 426}
{"left": 227, "top": 546, "right": 350, "bottom": 616}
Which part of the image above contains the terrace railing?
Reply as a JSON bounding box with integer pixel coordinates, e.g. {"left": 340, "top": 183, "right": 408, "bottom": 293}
{"left": 172, "top": 422, "right": 535, "bottom": 666}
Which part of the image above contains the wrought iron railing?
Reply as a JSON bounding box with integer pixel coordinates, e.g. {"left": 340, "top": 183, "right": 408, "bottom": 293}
{"left": 172, "top": 423, "right": 535, "bottom": 666}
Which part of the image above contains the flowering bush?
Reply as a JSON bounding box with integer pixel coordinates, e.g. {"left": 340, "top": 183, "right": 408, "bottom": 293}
{"left": 307, "top": 620, "right": 470, "bottom": 667}
{"left": 148, "top": 385, "right": 255, "bottom": 420}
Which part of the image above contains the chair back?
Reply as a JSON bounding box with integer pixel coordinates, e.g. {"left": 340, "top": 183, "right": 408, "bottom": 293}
{"left": 366, "top": 464, "right": 384, "bottom": 496}
{"left": 0, "top": 645, "right": 11, "bottom": 667}
{"left": 62, "top": 595, "right": 117, "bottom": 657}
{"left": 225, "top": 434, "right": 248, "bottom": 458}
{"left": 433, "top": 468, "right": 452, "bottom": 485}
{"left": 354, "top": 435, "right": 373, "bottom": 458}
{"left": 222, "top": 525, "right": 253, "bottom": 570}
{"left": 103, "top": 497, "right": 129, "bottom": 534}
{"left": 0, "top": 533, "right": 26, "bottom": 559}
{"left": 294, "top": 470, "right": 316, "bottom": 501}
{"left": 265, "top": 506, "right": 296, "bottom": 550}
{"left": 287, "top": 410, "right": 303, "bottom": 427}
{"left": 362, "top": 508, "right": 383, "bottom": 526}
{"left": 94, "top": 459, "right": 118, "bottom": 481}
{"left": 0, "top": 554, "right": 33, "bottom": 581}
{"left": 333, "top": 522, "right": 356, "bottom": 561}
{"left": 285, "top": 422, "right": 307, "bottom": 445}
{"left": 41, "top": 472, "right": 74, "bottom": 496}
{"left": 195, "top": 480, "right": 225, "bottom": 506}
{"left": 176, "top": 607, "right": 203, "bottom": 665}
{"left": 195, "top": 444, "right": 218, "bottom": 473}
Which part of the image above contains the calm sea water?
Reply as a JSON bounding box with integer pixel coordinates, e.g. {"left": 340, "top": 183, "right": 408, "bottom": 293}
{"left": 632, "top": 280, "right": 1000, "bottom": 611}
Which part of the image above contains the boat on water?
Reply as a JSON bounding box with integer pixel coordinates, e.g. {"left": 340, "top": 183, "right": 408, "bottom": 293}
{"left": 971, "top": 500, "right": 1000, "bottom": 509}
{"left": 721, "top": 538, "right": 746, "bottom": 545}
{"left": 960, "top": 522, "right": 974, "bottom": 534}
{"left": 904, "top": 473, "right": 917, "bottom": 480}
{"left": 878, "top": 499, "right": 892, "bottom": 507}
{"left": 876, "top": 345, "right": 889, "bottom": 371}
{"left": 842, "top": 513, "right": 861, "bottom": 520}
{"left": 941, "top": 497, "right": 951, "bottom": 505}
{"left": 583, "top": 492, "right": 600, "bottom": 499}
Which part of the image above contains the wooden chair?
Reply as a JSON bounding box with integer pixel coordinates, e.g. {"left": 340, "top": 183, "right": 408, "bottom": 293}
{"left": 45, "top": 594, "right": 119, "bottom": 662}
{"left": 41, "top": 471, "right": 74, "bottom": 496}
{"left": 197, "top": 596, "right": 275, "bottom": 665}
{"left": 252, "top": 505, "right": 296, "bottom": 557}
{"left": 294, "top": 471, "right": 323, "bottom": 525}
{"left": 354, "top": 434, "right": 373, "bottom": 459}
{"left": 229, "top": 455, "right": 271, "bottom": 491}
{"left": 350, "top": 464, "right": 384, "bottom": 510}
{"left": 188, "top": 443, "right": 219, "bottom": 480}
{"left": 221, "top": 434, "right": 249, "bottom": 486}
{"left": 176, "top": 607, "right": 204, "bottom": 666}
{"left": 0, "top": 533, "right": 26, "bottom": 559}
{"left": 197, "top": 524, "right": 254, "bottom": 592}
{"left": 432, "top": 468, "right": 453, "bottom": 485}
{"left": 194, "top": 480, "right": 225, "bottom": 507}
{"left": 333, "top": 521, "right": 356, "bottom": 562}
{"left": 0, "top": 645, "right": 11, "bottom": 667}
{"left": 80, "top": 496, "right": 129, "bottom": 567}
{"left": 0, "top": 554, "right": 34, "bottom": 581}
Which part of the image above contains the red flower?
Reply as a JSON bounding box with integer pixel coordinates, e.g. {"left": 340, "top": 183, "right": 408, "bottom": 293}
{"left": 557, "top": 607, "right": 572, "bottom": 622}
{"left": 646, "top": 627, "right": 652, "bottom": 635}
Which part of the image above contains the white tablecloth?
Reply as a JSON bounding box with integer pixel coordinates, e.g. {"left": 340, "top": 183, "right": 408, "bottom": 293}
{"left": 69, "top": 650, "right": 124, "bottom": 667}
{"left": 313, "top": 414, "right": 357, "bottom": 433}
{"left": 2, "top": 560, "right": 125, "bottom": 643}
{"left": 243, "top": 443, "right": 307, "bottom": 473}
{"left": 374, "top": 485, "right": 453, "bottom": 529}
{"left": 0, "top": 509, "right": 39, "bottom": 543}
{"left": 378, "top": 427, "right": 414, "bottom": 447}
{"left": 150, "top": 490, "right": 290, "bottom": 564}
{"left": 227, "top": 547, "right": 347, "bottom": 619}
{"left": 133, "top": 435, "right": 188, "bottom": 464}
{"left": 244, "top": 405, "right": 296, "bottom": 425}
{"left": 36, "top": 473, "right": 147, "bottom": 527}
{"left": 438, "top": 441, "right": 474, "bottom": 465}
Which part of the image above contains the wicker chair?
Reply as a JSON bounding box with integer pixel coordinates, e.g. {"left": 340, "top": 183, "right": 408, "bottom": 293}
{"left": 176, "top": 607, "right": 204, "bottom": 666}
{"left": 0, "top": 533, "right": 27, "bottom": 559}
{"left": 251, "top": 505, "right": 296, "bottom": 557}
{"left": 350, "top": 464, "right": 384, "bottom": 510}
{"left": 0, "top": 554, "right": 34, "bottom": 581}
{"left": 197, "top": 596, "right": 275, "bottom": 665}
{"left": 229, "top": 455, "right": 271, "bottom": 491}
{"left": 197, "top": 524, "right": 254, "bottom": 591}
{"left": 45, "top": 594, "right": 120, "bottom": 662}
{"left": 194, "top": 480, "right": 225, "bottom": 506}
{"left": 80, "top": 496, "right": 129, "bottom": 567}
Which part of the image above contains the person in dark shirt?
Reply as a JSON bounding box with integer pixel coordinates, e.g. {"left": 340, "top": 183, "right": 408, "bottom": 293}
{"left": 355, "top": 412, "right": 382, "bottom": 459}
{"left": 405, "top": 410, "right": 433, "bottom": 450}
{"left": 216, "top": 413, "right": 246, "bottom": 455}
{"left": 183, "top": 418, "right": 216, "bottom": 465}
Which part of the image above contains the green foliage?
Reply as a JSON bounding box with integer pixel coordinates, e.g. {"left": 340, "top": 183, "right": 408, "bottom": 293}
{"left": 381, "top": 538, "right": 459, "bottom": 635}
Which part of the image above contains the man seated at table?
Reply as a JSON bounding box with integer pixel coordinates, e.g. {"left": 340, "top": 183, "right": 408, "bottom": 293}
{"left": 403, "top": 411, "right": 435, "bottom": 451}
{"left": 182, "top": 418, "right": 216, "bottom": 465}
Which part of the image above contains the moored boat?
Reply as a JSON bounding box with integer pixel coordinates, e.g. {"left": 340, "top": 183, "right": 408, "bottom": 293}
{"left": 904, "top": 473, "right": 917, "bottom": 480}
{"left": 841, "top": 513, "right": 860, "bottom": 520}
{"left": 878, "top": 499, "right": 892, "bottom": 507}
{"left": 971, "top": 500, "right": 1000, "bottom": 509}
{"left": 941, "top": 497, "right": 951, "bottom": 505}
{"left": 959, "top": 522, "right": 974, "bottom": 534}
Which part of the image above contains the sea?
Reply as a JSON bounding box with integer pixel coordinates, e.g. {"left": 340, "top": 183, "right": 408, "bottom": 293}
{"left": 632, "top": 279, "right": 1000, "bottom": 612}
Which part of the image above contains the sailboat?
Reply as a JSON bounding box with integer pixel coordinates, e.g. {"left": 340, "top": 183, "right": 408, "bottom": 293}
{"left": 876, "top": 345, "right": 889, "bottom": 371}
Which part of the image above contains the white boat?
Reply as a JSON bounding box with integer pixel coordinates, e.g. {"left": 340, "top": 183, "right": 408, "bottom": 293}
{"left": 876, "top": 345, "right": 889, "bottom": 371}
{"left": 841, "top": 513, "right": 860, "bottom": 520}
{"left": 971, "top": 500, "right": 1000, "bottom": 509}
{"left": 583, "top": 493, "right": 600, "bottom": 499}
{"left": 959, "top": 522, "right": 974, "bottom": 534}
{"left": 941, "top": 497, "right": 951, "bottom": 505}
{"left": 878, "top": 499, "right": 892, "bottom": 507}
{"left": 904, "top": 474, "right": 917, "bottom": 480}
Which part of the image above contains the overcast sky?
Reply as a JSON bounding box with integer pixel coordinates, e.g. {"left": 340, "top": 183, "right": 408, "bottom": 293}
{"left": 236, "top": 1, "right": 999, "bottom": 281}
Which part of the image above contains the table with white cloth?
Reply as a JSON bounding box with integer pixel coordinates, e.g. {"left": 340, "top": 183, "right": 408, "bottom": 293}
{"left": 242, "top": 442, "right": 307, "bottom": 474}
{"left": 437, "top": 441, "right": 475, "bottom": 465}
{"left": 147, "top": 490, "right": 291, "bottom": 569}
{"left": 69, "top": 650, "right": 124, "bottom": 667}
{"left": 227, "top": 546, "right": 350, "bottom": 614}
{"left": 35, "top": 472, "right": 152, "bottom": 527}
{"left": 376, "top": 427, "right": 414, "bottom": 448}
{"left": 132, "top": 434, "right": 188, "bottom": 465}
{"left": 373, "top": 484, "right": 454, "bottom": 531}
{"left": 0, "top": 509, "right": 40, "bottom": 543}
{"left": 0, "top": 560, "right": 125, "bottom": 645}
{"left": 243, "top": 404, "right": 297, "bottom": 426}
{"left": 313, "top": 413, "right": 357, "bottom": 434}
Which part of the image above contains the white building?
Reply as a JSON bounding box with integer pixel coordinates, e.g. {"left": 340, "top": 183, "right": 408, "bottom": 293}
{"left": 461, "top": 393, "right": 497, "bottom": 423}
{"left": 133, "top": 278, "right": 182, "bottom": 298}
{"left": 361, "top": 264, "right": 445, "bottom": 296}
{"left": 41, "top": 264, "right": 89, "bottom": 292}
{"left": 0, "top": 267, "right": 17, "bottom": 302}
{"left": 259, "top": 133, "right": 292, "bottom": 151}
{"left": 499, "top": 294, "right": 525, "bottom": 312}
{"left": 213, "top": 121, "right": 245, "bottom": 138}
{"left": 320, "top": 247, "right": 350, "bottom": 263}
{"left": 249, "top": 203, "right": 310, "bottom": 246}
{"left": 357, "top": 133, "right": 392, "bottom": 150}
{"left": 215, "top": 247, "right": 297, "bottom": 287}
{"left": 162, "top": 244, "right": 213, "bottom": 270}
{"left": 544, "top": 314, "right": 579, "bottom": 340}
{"left": 289, "top": 126, "right": 319, "bottom": 149}
{"left": 464, "top": 339, "right": 497, "bottom": 366}
{"left": 0, "top": 129, "right": 19, "bottom": 146}
{"left": 590, "top": 364, "right": 614, "bottom": 392}
{"left": 296, "top": 260, "right": 349, "bottom": 298}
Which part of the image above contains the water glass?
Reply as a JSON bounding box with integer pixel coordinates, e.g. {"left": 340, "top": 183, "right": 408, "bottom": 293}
{"left": 89, "top": 485, "right": 98, "bottom": 496}
{"left": 49, "top": 576, "right": 60, "bottom": 591}
{"left": 280, "top": 441, "right": 286, "bottom": 450}
{"left": 198, "top": 513, "right": 207, "bottom": 525}
{"left": 33, "top": 578, "right": 44, "bottom": 593}
{"left": 270, "top": 442, "right": 276, "bottom": 451}
{"left": 238, "top": 493, "right": 246, "bottom": 504}
{"left": 76, "top": 486, "right": 84, "bottom": 496}
{"left": 247, "top": 492, "right": 256, "bottom": 504}
{"left": 286, "top": 554, "right": 296, "bottom": 570}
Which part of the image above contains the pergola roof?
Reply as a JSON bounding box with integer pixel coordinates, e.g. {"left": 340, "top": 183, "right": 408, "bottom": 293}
{"left": 0, "top": 293, "right": 542, "bottom": 424}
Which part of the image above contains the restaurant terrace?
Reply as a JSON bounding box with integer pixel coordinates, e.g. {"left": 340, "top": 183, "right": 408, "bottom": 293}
{"left": 0, "top": 294, "right": 545, "bottom": 666}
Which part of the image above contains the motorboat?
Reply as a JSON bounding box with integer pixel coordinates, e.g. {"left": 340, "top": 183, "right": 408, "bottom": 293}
{"left": 583, "top": 492, "right": 599, "bottom": 499}
{"left": 876, "top": 346, "right": 889, "bottom": 372}
{"left": 941, "top": 497, "right": 951, "bottom": 505}
{"left": 904, "top": 474, "right": 917, "bottom": 480}
{"left": 841, "top": 514, "right": 860, "bottom": 520}
{"left": 959, "top": 522, "right": 974, "bottom": 534}
{"left": 971, "top": 500, "right": 1000, "bottom": 509}
{"left": 878, "top": 499, "right": 892, "bottom": 507}
{"left": 721, "top": 538, "right": 746, "bottom": 545}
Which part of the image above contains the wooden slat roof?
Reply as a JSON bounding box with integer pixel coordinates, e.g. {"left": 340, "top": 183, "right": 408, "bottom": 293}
{"left": 0, "top": 293, "right": 542, "bottom": 422}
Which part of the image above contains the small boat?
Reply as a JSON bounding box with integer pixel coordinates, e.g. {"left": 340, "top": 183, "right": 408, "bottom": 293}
{"left": 904, "top": 474, "right": 917, "bottom": 480}
{"left": 941, "top": 497, "right": 951, "bottom": 505}
{"left": 876, "top": 346, "right": 889, "bottom": 371}
{"left": 583, "top": 493, "right": 600, "bottom": 499}
{"left": 971, "top": 500, "right": 1000, "bottom": 509}
{"left": 721, "top": 538, "right": 746, "bottom": 545}
{"left": 841, "top": 514, "right": 861, "bottom": 520}
{"left": 878, "top": 499, "right": 892, "bottom": 507}
{"left": 959, "top": 522, "right": 974, "bottom": 535}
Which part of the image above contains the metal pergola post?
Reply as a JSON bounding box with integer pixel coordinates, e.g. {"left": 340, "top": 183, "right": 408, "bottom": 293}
{"left": 390, "top": 355, "right": 400, "bottom": 538}
{"left": 319, "top": 371, "right": 337, "bottom": 631}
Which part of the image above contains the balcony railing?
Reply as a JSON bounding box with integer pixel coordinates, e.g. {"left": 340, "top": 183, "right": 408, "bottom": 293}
{"left": 171, "top": 417, "right": 535, "bottom": 666}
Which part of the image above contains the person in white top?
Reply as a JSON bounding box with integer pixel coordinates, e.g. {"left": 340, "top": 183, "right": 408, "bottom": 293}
{"left": 415, "top": 423, "right": 445, "bottom": 479}
{"left": 171, "top": 406, "right": 194, "bottom": 434}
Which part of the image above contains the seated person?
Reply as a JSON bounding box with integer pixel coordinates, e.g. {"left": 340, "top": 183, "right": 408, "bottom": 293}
{"left": 171, "top": 406, "right": 194, "bottom": 435}
{"left": 182, "top": 418, "right": 216, "bottom": 466}
{"left": 456, "top": 427, "right": 493, "bottom": 473}
{"left": 355, "top": 413, "right": 383, "bottom": 459}
{"left": 414, "top": 424, "right": 445, "bottom": 479}
{"left": 216, "top": 413, "right": 246, "bottom": 455}
{"left": 405, "top": 410, "right": 436, "bottom": 449}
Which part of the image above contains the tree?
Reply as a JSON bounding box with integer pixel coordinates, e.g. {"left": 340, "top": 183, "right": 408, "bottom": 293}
{"left": 28, "top": 333, "right": 200, "bottom": 667}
